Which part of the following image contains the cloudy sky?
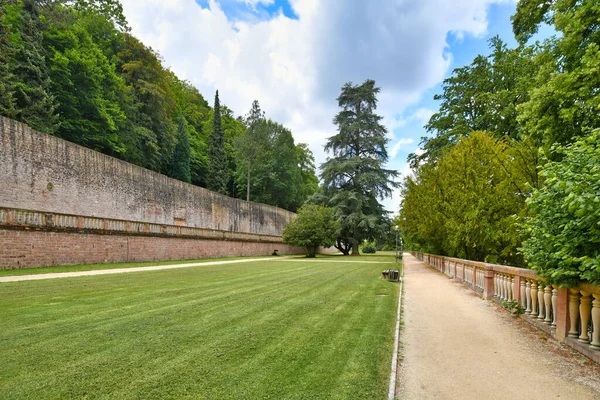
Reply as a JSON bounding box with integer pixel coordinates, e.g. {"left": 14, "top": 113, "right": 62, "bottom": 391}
{"left": 120, "top": 0, "right": 520, "bottom": 212}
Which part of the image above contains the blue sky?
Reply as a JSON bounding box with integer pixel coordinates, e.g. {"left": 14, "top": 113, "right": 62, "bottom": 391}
{"left": 196, "top": 0, "right": 299, "bottom": 20}
{"left": 120, "top": 0, "right": 538, "bottom": 212}
{"left": 390, "top": 2, "right": 520, "bottom": 172}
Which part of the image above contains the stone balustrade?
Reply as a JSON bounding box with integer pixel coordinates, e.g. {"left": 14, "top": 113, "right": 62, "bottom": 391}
{"left": 411, "top": 251, "right": 600, "bottom": 363}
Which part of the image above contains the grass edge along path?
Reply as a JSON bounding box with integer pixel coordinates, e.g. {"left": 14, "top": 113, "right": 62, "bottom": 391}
{"left": 0, "top": 254, "right": 400, "bottom": 399}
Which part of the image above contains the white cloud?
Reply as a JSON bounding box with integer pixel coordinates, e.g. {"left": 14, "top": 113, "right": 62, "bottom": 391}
{"left": 120, "top": 0, "right": 506, "bottom": 192}
{"left": 239, "top": 0, "right": 275, "bottom": 6}
{"left": 411, "top": 108, "right": 436, "bottom": 126}
{"left": 390, "top": 138, "right": 415, "bottom": 160}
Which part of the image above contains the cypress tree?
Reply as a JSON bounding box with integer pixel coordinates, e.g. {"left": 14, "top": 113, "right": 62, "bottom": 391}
{"left": 170, "top": 113, "right": 191, "bottom": 183}
{"left": 207, "top": 90, "right": 228, "bottom": 194}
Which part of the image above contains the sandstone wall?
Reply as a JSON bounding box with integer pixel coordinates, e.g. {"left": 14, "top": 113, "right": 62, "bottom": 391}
{"left": 0, "top": 116, "right": 294, "bottom": 236}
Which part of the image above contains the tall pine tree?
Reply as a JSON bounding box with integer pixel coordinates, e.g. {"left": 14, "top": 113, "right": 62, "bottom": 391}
{"left": 207, "top": 90, "right": 228, "bottom": 194}
{"left": 169, "top": 113, "right": 191, "bottom": 183}
{"left": 321, "top": 80, "right": 398, "bottom": 255}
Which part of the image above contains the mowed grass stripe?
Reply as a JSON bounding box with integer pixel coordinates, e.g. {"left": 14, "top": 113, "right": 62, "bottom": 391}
{"left": 0, "top": 256, "right": 398, "bottom": 399}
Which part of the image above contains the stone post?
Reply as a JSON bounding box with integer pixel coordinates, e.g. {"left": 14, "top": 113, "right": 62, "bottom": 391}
{"left": 483, "top": 270, "right": 495, "bottom": 300}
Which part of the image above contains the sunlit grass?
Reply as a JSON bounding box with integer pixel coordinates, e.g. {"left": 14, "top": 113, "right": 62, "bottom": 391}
{"left": 0, "top": 255, "right": 399, "bottom": 399}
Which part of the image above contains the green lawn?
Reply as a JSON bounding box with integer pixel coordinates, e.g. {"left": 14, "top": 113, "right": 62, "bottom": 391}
{"left": 0, "top": 254, "right": 399, "bottom": 399}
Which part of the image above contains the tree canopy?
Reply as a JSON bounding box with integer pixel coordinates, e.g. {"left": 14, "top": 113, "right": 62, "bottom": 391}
{"left": 399, "top": 0, "right": 600, "bottom": 286}
{"left": 0, "top": 0, "right": 318, "bottom": 212}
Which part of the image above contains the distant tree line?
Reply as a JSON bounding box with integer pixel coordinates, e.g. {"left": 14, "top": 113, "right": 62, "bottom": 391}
{"left": 400, "top": 0, "right": 600, "bottom": 284}
{"left": 0, "top": 0, "right": 318, "bottom": 212}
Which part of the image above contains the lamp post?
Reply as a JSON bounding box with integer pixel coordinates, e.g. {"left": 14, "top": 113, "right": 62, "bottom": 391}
{"left": 395, "top": 225, "right": 399, "bottom": 264}
{"left": 400, "top": 237, "right": 404, "bottom": 260}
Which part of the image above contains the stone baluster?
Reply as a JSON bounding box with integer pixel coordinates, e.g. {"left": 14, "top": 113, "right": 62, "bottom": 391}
{"left": 494, "top": 274, "right": 499, "bottom": 297}
{"left": 499, "top": 275, "right": 504, "bottom": 299}
{"left": 525, "top": 280, "right": 532, "bottom": 314}
{"left": 537, "top": 284, "right": 545, "bottom": 320}
{"left": 551, "top": 285, "right": 558, "bottom": 327}
{"left": 520, "top": 278, "right": 527, "bottom": 309}
{"left": 503, "top": 275, "right": 509, "bottom": 300}
{"left": 568, "top": 289, "right": 581, "bottom": 337}
{"left": 591, "top": 294, "right": 600, "bottom": 350}
{"left": 480, "top": 270, "right": 483, "bottom": 289}
{"left": 508, "top": 276, "right": 514, "bottom": 301}
{"left": 530, "top": 281, "right": 538, "bottom": 316}
{"left": 481, "top": 270, "right": 484, "bottom": 289}
{"left": 579, "top": 291, "right": 592, "bottom": 342}
{"left": 544, "top": 285, "right": 553, "bottom": 324}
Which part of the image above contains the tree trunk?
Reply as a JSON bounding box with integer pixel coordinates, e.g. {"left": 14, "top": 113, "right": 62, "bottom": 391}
{"left": 351, "top": 241, "right": 360, "bottom": 256}
{"left": 306, "top": 246, "right": 316, "bottom": 258}
{"left": 334, "top": 238, "right": 351, "bottom": 255}
{"left": 246, "top": 160, "right": 251, "bottom": 202}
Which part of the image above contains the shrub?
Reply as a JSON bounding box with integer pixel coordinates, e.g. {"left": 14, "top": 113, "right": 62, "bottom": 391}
{"left": 361, "top": 242, "right": 376, "bottom": 254}
{"left": 282, "top": 204, "right": 339, "bottom": 257}
{"left": 521, "top": 131, "right": 600, "bottom": 286}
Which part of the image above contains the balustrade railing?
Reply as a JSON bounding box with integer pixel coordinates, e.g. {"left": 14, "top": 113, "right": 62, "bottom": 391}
{"left": 411, "top": 251, "right": 600, "bottom": 363}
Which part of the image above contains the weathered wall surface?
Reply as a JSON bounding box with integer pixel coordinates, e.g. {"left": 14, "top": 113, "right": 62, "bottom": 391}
{"left": 0, "top": 117, "right": 294, "bottom": 235}
{"left": 0, "top": 229, "right": 302, "bottom": 269}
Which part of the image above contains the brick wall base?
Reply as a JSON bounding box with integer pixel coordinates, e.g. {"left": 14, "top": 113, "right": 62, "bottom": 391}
{"left": 0, "top": 229, "right": 305, "bottom": 269}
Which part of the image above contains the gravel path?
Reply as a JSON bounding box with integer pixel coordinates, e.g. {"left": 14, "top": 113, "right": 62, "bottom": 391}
{"left": 396, "top": 253, "right": 600, "bottom": 400}
{"left": 0, "top": 257, "right": 279, "bottom": 283}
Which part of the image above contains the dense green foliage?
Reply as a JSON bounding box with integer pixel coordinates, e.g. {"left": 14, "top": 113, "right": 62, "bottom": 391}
{"left": 234, "top": 101, "right": 318, "bottom": 211}
{"left": 413, "top": 37, "right": 536, "bottom": 164}
{"left": 0, "top": 0, "right": 318, "bottom": 210}
{"left": 0, "top": 256, "right": 398, "bottom": 399}
{"left": 521, "top": 132, "right": 600, "bottom": 285}
{"left": 319, "top": 80, "right": 397, "bottom": 255}
{"left": 401, "top": 0, "right": 600, "bottom": 282}
{"left": 282, "top": 204, "right": 338, "bottom": 257}
{"left": 361, "top": 241, "right": 377, "bottom": 254}
{"left": 5, "top": 0, "right": 57, "bottom": 133}
{"left": 401, "top": 132, "right": 532, "bottom": 265}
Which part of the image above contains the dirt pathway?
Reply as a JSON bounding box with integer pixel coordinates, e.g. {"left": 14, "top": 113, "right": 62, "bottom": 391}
{"left": 396, "top": 253, "right": 600, "bottom": 400}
